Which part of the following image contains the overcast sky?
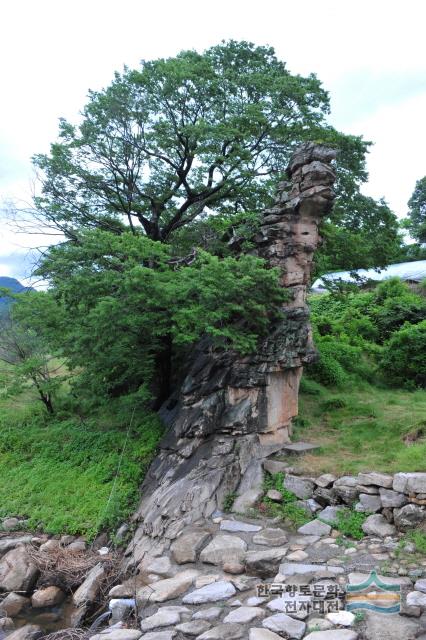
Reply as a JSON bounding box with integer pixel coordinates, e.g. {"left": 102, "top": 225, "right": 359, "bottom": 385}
{"left": 1, "top": 0, "right": 426, "bottom": 282}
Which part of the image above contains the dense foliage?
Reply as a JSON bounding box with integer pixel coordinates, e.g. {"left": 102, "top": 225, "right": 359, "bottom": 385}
{"left": 32, "top": 41, "right": 368, "bottom": 244}
{"left": 13, "top": 231, "right": 285, "bottom": 406}
{"left": 0, "top": 397, "right": 162, "bottom": 537}
{"left": 380, "top": 320, "right": 426, "bottom": 389}
{"left": 406, "top": 176, "right": 426, "bottom": 243}
{"left": 307, "top": 278, "right": 426, "bottom": 388}
{"left": 28, "top": 40, "right": 402, "bottom": 277}
{"left": 18, "top": 40, "right": 407, "bottom": 411}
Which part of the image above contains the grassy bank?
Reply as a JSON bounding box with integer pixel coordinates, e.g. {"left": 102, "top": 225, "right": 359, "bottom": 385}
{"left": 0, "top": 390, "right": 163, "bottom": 539}
{"left": 295, "top": 378, "right": 426, "bottom": 475}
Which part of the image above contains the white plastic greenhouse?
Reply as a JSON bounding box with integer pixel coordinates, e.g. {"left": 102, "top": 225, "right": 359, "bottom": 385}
{"left": 312, "top": 260, "right": 426, "bottom": 291}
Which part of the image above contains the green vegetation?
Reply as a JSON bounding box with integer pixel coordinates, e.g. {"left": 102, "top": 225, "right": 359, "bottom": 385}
{"left": 295, "top": 278, "right": 426, "bottom": 474}
{"left": 406, "top": 176, "right": 426, "bottom": 243}
{"left": 2, "top": 42, "right": 425, "bottom": 538}
{"left": 307, "top": 278, "right": 426, "bottom": 389}
{"left": 405, "top": 529, "right": 426, "bottom": 554}
{"left": 262, "top": 472, "right": 310, "bottom": 528}
{"left": 296, "top": 381, "right": 426, "bottom": 474}
{"left": 381, "top": 320, "right": 426, "bottom": 389}
{"left": 17, "top": 235, "right": 285, "bottom": 407}
{"left": 223, "top": 492, "right": 237, "bottom": 513}
{"left": 321, "top": 508, "right": 366, "bottom": 540}
{"left": 0, "top": 386, "right": 162, "bottom": 538}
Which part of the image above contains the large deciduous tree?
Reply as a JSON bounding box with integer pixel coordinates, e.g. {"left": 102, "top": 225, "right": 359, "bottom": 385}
{"left": 20, "top": 41, "right": 403, "bottom": 407}
{"left": 32, "top": 40, "right": 368, "bottom": 245}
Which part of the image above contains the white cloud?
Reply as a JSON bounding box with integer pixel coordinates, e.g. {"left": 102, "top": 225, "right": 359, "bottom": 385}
{"left": 350, "top": 91, "right": 426, "bottom": 216}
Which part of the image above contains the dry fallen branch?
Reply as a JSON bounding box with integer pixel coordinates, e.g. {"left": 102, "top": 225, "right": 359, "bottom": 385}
{"left": 42, "top": 628, "right": 89, "bottom": 640}
{"left": 27, "top": 545, "right": 121, "bottom": 593}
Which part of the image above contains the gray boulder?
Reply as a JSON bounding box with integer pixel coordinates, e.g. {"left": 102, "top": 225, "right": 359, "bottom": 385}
{"left": 394, "top": 504, "right": 425, "bottom": 531}
{"left": 220, "top": 520, "right": 261, "bottom": 533}
{"left": 278, "top": 562, "right": 344, "bottom": 577}
{"left": 415, "top": 579, "right": 426, "bottom": 593}
{"left": 73, "top": 563, "right": 106, "bottom": 607}
{"left": 304, "top": 631, "right": 358, "bottom": 640}
{"left": 314, "top": 486, "right": 338, "bottom": 506}
{"left": 297, "top": 520, "right": 331, "bottom": 536}
{"left": 407, "top": 591, "right": 426, "bottom": 607}
{"left": 232, "top": 489, "right": 263, "bottom": 513}
{"left": 318, "top": 505, "right": 345, "bottom": 524}
{"left": 137, "top": 570, "right": 198, "bottom": 605}
{"left": 357, "top": 472, "right": 393, "bottom": 488}
{"left": 333, "top": 484, "right": 359, "bottom": 504}
{"left": 283, "top": 475, "right": 314, "bottom": 499}
{"left": 362, "top": 514, "right": 396, "bottom": 537}
{"left": 198, "top": 624, "right": 244, "bottom": 639}
{"left": 362, "top": 609, "right": 420, "bottom": 639}
{"left": 263, "top": 460, "right": 288, "bottom": 475}
{"left": 379, "top": 488, "right": 408, "bottom": 508}
{"left": 223, "top": 607, "right": 264, "bottom": 624}
{"left": 262, "top": 613, "right": 306, "bottom": 639}
{"left": 170, "top": 528, "right": 211, "bottom": 564}
{"left": 200, "top": 535, "right": 247, "bottom": 566}
{"left": 244, "top": 548, "right": 288, "bottom": 578}
{"left": 358, "top": 493, "right": 382, "bottom": 513}
{"left": 182, "top": 580, "right": 236, "bottom": 604}
{"left": 175, "top": 620, "right": 211, "bottom": 635}
{"left": 252, "top": 528, "right": 287, "bottom": 547}
{"left": 0, "top": 547, "right": 39, "bottom": 593}
{"left": 93, "top": 631, "right": 143, "bottom": 640}
{"left": 141, "top": 609, "right": 180, "bottom": 631}
{"left": 393, "top": 473, "right": 426, "bottom": 494}
{"left": 314, "top": 474, "right": 336, "bottom": 488}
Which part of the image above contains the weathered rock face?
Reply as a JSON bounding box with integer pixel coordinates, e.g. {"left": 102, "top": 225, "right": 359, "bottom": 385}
{"left": 125, "top": 144, "right": 336, "bottom": 570}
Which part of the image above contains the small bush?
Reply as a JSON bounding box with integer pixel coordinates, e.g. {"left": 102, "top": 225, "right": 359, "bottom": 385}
{"left": 307, "top": 338, "right": 351, "bottom": 386}
{"left": 223, "top": 492, "right": 237, "bottom": 512}
{"left": 335, "top": 508, "right": 366, "bottom": 540}
{"left": 299, "top": 377, "right": 323, "bottom": 396}
{"left": 406, "top": 528, "right": 426, "bottom": 554}
{"left": 321, "top": 397, "right": 347, "bottom": 411}
{"left": 380, "top": 320, "right": 426, "bottom": 388}
{"left": 262, "top": 473, "right": 310, "bottom": 528}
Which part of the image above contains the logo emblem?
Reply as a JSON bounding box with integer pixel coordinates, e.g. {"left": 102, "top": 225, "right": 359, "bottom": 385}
{"left": 346, "top": 571, "right": 401, "bottom": 614}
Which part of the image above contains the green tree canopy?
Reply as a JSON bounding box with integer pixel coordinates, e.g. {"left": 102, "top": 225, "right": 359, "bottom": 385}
{"left": 32, "top": 40, "right": 368, "bottom": 245}
{"left": 406, "top": 176, "right": 426, "bottom": 243}
{"left": 21, "top": 231, "right": 285, "bottom": 405}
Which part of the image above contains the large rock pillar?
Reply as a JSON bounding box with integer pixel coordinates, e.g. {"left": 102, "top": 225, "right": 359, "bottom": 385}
{"left": 125, "top": 143, "right": 336, "bottom": 569}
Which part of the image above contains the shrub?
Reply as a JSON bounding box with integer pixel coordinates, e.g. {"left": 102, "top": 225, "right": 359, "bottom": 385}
{"left": 406, "top": 528, "right": 426, "bottom": 554}
{"left": 320, "top": 507, "right": 366, "bottom": 540}
{"left": 369, "top": 278, "right": 426, "bottom": 342}
{"left": 321, "top": 396, "right": 347, "bottom": 411}
{"left": 307, "top": 337, "right": 361, "bottom": 386}
{"left": 380, "top": 320, "right": 426, "bottom": 388}
{"left": 262, "top": 473, "right": 310, "bottom": 528}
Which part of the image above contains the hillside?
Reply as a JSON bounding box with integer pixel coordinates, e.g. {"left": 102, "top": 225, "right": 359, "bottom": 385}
{"left": 0, "top": 276, "right": 32, "bottom": 311}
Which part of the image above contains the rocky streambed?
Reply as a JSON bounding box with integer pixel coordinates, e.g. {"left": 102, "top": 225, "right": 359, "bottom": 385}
{"left": 1, "top": 464, "right": 426, "bottom": 640}
{"left": 1, "top": 505, "right": 426, "bottom": 640}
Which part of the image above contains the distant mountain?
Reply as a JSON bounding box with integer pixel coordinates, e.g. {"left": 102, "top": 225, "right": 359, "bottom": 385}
{"left": 0, "top": 277, "right": 33, "bottom": 314}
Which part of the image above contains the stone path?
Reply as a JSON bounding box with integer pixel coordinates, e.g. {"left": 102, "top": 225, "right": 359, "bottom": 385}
{"left": 104, "top": 511, "right": 426, "bottom": 640}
